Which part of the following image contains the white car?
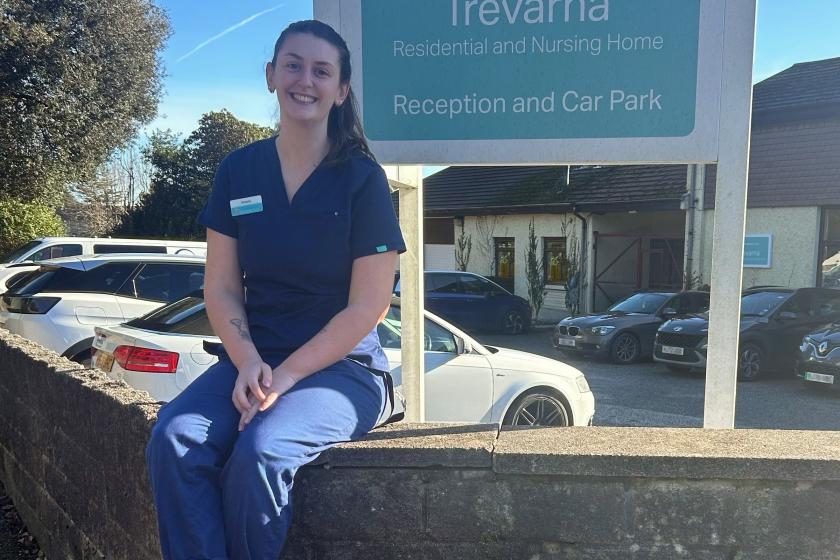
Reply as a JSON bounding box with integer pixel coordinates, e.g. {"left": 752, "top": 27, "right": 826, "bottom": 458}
{"left": 92, "top": 296, "right": 595, "bottom": 427}
{"left": 0, "top": 254, "right": 205, "bottom": 364}
{"left": 0, "top": 236, "right": 207, "bottom": 294}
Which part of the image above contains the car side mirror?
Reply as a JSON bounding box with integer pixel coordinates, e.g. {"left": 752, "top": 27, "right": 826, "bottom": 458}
{"left": 455, "top": 336, "right": 468, "bottom": 354}
{"left": 660, "top": 307, "right": 678, "bottom": 318}
{"left": 777, "top": 311, "right": 798, "bottom": 321}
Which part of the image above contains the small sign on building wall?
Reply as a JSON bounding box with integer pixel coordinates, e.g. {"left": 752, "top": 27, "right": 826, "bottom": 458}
{"left": 744, "top": 234, "right": 772, "bottom": 268}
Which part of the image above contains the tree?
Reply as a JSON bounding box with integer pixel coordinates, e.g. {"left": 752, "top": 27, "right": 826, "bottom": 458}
{"left": 524, "top": 218, "right": 546, "bottom": 322}
{"left": 474, "top": 215, "right": 498, "bottom": 276}
{"left": 0, "top": 0, "right": 170, "bottom": 206}
{"left": 128, "top": 111, "right": 273, "bottom": 239}
{"left": 0, "top": 198, "right": 65, "bottom": 256}
{"left": 560, "top": 217, "right": 584, "bottom": 316}
{"left": 60, "top": 176, "right": 128, "bottom": 237}
{"left": 59, "top": 140, "right": 151, "bottom": 236}
{"left": 454, "top": 224, "right": 472, "bottom": 272}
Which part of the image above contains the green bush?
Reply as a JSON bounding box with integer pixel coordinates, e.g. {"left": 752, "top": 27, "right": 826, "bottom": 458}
{"left": 0, "top": 198, "right": 65, "bottom": 257}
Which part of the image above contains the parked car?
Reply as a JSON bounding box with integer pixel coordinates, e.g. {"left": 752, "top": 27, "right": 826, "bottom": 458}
{"left": 0, "top": 254, "right": 205, "bottom": 364}
{"left": 394, "top": 271, "right": 532, "bottom": 335}
{"left": 552, "top": 291, "right": 710, "bottom": 364}
{"left": 92, "top": 295, "right": 595, "bottom": 427}
{"left": 654, "top": 287, "right": 840, "bottom": 380}
{"left": 0, "top": 237, "right": 207, "bottom": 294}
{"left": 796, "top": 322, "right": 840, "bottom": 389}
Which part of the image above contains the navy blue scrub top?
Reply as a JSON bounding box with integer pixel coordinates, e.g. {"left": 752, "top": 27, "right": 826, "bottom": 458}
{"left": 198, "top": 137, "right": 405, "bottom": 372}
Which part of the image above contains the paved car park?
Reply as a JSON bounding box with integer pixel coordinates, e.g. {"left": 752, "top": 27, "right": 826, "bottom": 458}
{"left": 476, "top": 327, "right": 840, "bottom": 430}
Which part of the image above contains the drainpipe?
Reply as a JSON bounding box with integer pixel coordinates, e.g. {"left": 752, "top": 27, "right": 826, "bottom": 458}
{"left": 572, "top": 205, "right": 589, "bottom": 312}
{"left": 683, "top": 165, "right": 698, "bottom": 290}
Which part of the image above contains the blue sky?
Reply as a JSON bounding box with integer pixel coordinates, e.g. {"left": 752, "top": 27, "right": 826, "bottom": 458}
{"left": 149, "top": 0, "right": 840, "bottom": 165}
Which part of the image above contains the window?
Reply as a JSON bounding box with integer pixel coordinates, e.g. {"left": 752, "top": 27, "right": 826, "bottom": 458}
{"left": 427, "top": 273, "right": 461, "bottom": 294}
{"left": 30, "top": 244, "right": 83, "bottom": 261}
{"left": 609, "top": 293, "right": 670, "bottom": 314}
{"left": 376, "top": 306, "right": 459, "bottom": 353}
{"left": 543, "top": 237, "right": 569, "bottom": 284}
{"left": 494, "top": 238, "right": 515, "bottom": 280}
{"left": 664, "top": 293, "right": 690, "bottom": 314}
{"left": 126, "top": 296, "right": 214, "bottom": 336}
{"left": 819, "top": 208, "right": 840, "bottom": 289}
{"left": 94, "top": 244, "right": 167, "bottom": 254}
{"left": 10, "top": 262, "right": 138, "bottom": 295}
{"left": 120, "top": 264, "right": 205, "bottom": 303}
{"left": 740, "top": 291, "right": 790, "bottom": 317}
{"left": 815, "top": 291, "right": 840, "bottom": 318}
{"left": 1, "top": 240, "right": 41, "bottom": 263}
{"left": 690, "top": 292, "right": 711, "bottom": 313}
{"left": 459, "top": 274, "right": 489, "bottom": 295}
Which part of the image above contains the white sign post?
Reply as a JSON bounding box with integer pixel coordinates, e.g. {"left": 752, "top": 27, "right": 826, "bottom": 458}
{"left": 315, "top": 0, "right": 756, "bottom": 429}
{"left": 703, "top": 0, "right": 757, "bottom": 429}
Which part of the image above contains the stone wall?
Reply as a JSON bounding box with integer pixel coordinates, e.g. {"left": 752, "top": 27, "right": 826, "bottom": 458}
{"left": 2, "top": 329, "right": 840, "bottom": 559}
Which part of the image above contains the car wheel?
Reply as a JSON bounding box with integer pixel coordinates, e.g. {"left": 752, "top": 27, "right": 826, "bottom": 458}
{"left": 610, "top": 332, "right": 640, "bottom": 364}
{"left": 500, "top": 308, "right": 527, "bottom": 335}
{"left": 737, "top": 343, "right": 763, "bottom": 381}
{"left": 503, "top": 388, "right": 571, "bottom": 427}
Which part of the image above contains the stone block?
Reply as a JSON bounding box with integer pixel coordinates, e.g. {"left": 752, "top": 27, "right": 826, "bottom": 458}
{"left": 317, "top": 422, "right": 498, "bottom": 469}
{"left": 107, "top": 482, "right": 159, "bottom": 555}
{"left": 425, "top": 472, "right": 629, "bottom": 544}
{"left": 494, "top": 426, "right": 840, "bottom": 481}
{"left": 306, "top": 541, "right": 425, "bottom": 560}
{"left": 293, "top": 468, "right": 425, "bottom": 542}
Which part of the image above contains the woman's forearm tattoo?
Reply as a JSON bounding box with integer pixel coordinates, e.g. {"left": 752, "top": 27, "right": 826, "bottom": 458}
{"left": 230, "top": 316, "right": 251, "bottom": 341}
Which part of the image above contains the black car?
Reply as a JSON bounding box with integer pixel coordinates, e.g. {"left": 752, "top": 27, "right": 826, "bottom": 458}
{"left": 552, "top": 291, "right": 710, "bottom": 364}
{"left": 797, "top": 322, "right": 840, "bottom": 389}
{"left": 654, "top": 288, "right": 840, "bottom": 380}
{"left": 394, "top": 271, "right": 531, "bottom": 334}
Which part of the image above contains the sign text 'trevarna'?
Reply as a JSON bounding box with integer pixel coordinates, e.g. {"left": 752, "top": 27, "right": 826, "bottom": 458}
{"left": 451, "top": 0, "right": 609, "bottom": 26}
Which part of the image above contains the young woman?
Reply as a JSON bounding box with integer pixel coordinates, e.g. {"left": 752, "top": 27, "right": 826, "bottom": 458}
{"left": 146, "top": 20, "right": 405, "bottom": 559}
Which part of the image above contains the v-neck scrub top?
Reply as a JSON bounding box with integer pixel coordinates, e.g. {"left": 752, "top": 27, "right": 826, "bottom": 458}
{"left": 198, "top": 137, "right": 405, "bottom": 371}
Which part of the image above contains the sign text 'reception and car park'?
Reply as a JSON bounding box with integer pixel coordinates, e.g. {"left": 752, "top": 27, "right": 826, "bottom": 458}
{"left": 362, "top": 0, "right": 700, "bottom": 141}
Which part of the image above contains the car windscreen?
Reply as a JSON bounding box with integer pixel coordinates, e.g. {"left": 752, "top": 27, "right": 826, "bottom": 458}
{"left": 740, "top": 291, "right": 791, "bottom": 317}
{"left": 6, "top": 262, "right": 137, "bottom": 296}
{"left": 0, "top": 240, "right": 41, "bottom": 264}
{"left": 608, "top": 293, "right": 670, "bottom": 314}
{"left": 125, "top": 296, "right": 215, "bottom": 336}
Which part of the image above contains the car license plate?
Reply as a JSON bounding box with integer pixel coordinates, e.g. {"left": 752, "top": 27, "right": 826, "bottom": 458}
{"left": 661, "top": 345, "right": 685, "bottom": 356}
{"left": 557, "top": 338, "right": 576, "bottom": 348}
{"left": 95, "top": 351, "right": 115, "bottom": 373}
{"left": 805, "top": 372, "right": 834, "bottom": 384}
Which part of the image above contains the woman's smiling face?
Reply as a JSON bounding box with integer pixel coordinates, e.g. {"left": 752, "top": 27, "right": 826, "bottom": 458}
{"left": 267, "top": 33, "right": 349, "bottom": 127}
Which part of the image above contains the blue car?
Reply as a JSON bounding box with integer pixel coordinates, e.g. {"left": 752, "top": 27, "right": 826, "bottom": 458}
{"left": 394, "top": 271, "right": 531, "bottom": 335}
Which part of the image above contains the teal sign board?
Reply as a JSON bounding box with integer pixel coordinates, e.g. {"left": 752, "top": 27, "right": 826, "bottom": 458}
{"left": 361, "top": 0, "right": 701, "bottom": 141}
{"left": 744, "top": 235, "right": 772, "bottom": 268}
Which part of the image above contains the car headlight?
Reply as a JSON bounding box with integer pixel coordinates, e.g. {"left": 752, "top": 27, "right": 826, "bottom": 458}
{"left": 800, "top": 337, "right": 813, "bottom": 352}
{"left": 575, "top": 375, "right": 591, "bottom": 393}
{"left": 698, "top": 338, "right": 708, "bottom": 351}
{"left": 590, "top": 326, "right": 616, "bottom": 336}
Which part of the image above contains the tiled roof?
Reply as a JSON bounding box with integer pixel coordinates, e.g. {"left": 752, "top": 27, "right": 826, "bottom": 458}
{"left": 753, "top": 57, "right": 840, "bottom": 114}
{"left": 419, "top": 164, "right": 687, "bottom": 216}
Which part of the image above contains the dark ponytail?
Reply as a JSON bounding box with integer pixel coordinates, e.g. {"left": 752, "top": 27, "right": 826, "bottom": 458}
{"left": 271, "top": 20, "right": 375, "bottom": 165}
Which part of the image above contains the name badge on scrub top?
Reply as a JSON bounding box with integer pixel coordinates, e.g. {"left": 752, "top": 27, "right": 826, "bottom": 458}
{"left": 230, "top": 196, "right": 263, "bottom": 216}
